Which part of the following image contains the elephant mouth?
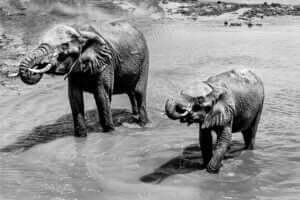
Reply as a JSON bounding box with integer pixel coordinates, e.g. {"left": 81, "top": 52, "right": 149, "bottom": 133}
{"left": 165, "top": 99, "right": 205, "bottom": 125}
{"left": 26, "top": 54, "right": 77, "bottom": 76}
{"left": 179, "top": 112, "right": 204, "bottom": 125}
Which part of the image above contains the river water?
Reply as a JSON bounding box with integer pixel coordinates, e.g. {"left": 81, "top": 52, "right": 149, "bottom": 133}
{"left": 0, "top": 1, "right": 300, "bottom": 200}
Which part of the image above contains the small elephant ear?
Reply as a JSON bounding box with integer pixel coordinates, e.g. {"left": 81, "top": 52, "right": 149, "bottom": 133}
{"left": 201, "top": 102, "right": 233, "bottom": 129}
{"left": 79, "top": 46, "right": 108, "bottom": 74}
{"left": 201, "top": 84, "right": 234, "bottom": 129}
{"left": 78, "top": 26, "right": 113, "bottom": 61}
{"left": 78, "top": 26, "right": 106, "bottom": 45}
{"left": 76, "top": 26, "right": 114, "bottom": 74}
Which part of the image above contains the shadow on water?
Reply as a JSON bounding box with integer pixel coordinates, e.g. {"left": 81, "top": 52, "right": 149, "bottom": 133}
{"left": 140, "top": 141, "right": 245, "bottom": 183}
{"left": 0, "top": 108, "right": 138, "bottom": 153}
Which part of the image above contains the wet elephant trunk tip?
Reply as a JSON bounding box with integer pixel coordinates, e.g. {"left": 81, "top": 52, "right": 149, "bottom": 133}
{"left": 18, "top": 46, "right": 51, "bottom": 85}
{"left": 165, "top": 99, "right": 189, "bottom": 120}
{"left": 19, "top": 68, "right": 43, "bottom": 85}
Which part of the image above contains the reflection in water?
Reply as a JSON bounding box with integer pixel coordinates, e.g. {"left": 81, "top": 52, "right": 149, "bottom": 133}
{"left": 0, "top": 1, "right": 300, "bottom": 200}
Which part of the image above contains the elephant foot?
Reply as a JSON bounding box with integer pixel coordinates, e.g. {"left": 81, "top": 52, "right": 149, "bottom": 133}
{"left": 102, "top": 125, "right": 114, "bottom": 132}
{"left": 206, "top": 163, "right": 223, "bottom": 174}
{"left": 122, "top": 121, "right": 152, "bottom": 129}
{"left": 142, "top": 121, "right": 153, "bottom": 128}
{"left": 244, "top": 144, "right": 254, "bottom": 150}
{"left": 74, "top": 129, "right": 87, "bottom": 137}
{"left": 74, "top": 117, "right": 87, "bottom": 137}
{"left": 136, "top": 116, "right": 150, "bottom": 127}
{"left": 206, "top": 167, "right": 219, "bottom": 174}
{"left": 137, "top": 120, "right": 148, "bottom": 127}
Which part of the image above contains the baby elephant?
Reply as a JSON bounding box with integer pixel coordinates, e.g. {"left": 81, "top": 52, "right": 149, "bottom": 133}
{"left": 165, "top": 69, "right": 264, "bottom": 173}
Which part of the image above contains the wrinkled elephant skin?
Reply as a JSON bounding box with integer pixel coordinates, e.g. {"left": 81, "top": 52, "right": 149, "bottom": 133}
{"left": 165, "top": 69, "right": 264, "bottom": 173}
{"left": 19, "top": 21, "right": 150, "bottom": 136}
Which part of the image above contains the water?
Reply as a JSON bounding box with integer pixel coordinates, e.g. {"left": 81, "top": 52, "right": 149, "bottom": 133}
{"left": 0, "top": 1, "right": 300, "bottom": 200}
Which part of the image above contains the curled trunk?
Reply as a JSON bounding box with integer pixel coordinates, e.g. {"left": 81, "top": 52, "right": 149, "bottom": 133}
{"left": 19, "top": 44, "right": 51, "bottom": 85}
{"left": 165, "top": 99, "right": 189, "bottom": 120}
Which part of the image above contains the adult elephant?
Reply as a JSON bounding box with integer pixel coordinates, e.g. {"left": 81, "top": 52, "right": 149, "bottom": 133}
{"left": 19, "top": 21, "right": 149, "bottom": 136}
{"left": 165, "top": 69, "right": 264, "bottom": 173}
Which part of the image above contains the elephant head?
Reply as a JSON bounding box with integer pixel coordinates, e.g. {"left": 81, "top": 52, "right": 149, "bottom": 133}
{"left": 19, "top": 24, "right": 113, "bottom": 84}
{"left": 165, "top": 82, "right": 232, "bottom": 128}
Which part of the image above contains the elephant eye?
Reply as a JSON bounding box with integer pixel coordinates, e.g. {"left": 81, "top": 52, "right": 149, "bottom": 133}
{"left": 197, "top": 96, "right": 205, "bottom": 103}
{"left": 60, "top": 43, "right": 69, "bottom": 51}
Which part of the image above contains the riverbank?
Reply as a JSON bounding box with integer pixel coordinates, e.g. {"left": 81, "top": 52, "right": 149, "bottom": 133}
{"left": 160, "top": 1, "right": 300, "bottom": 25}
{"left": 1, "top": 0, "right": 300, "bottom": 78}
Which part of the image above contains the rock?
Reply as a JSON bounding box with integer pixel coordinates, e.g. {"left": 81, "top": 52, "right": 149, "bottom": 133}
{"left": 229, "top": 21, "right": 242, "bottom": 27}
{"left": 257, "top": 13, "right": 264, "bottom": 18}
{"left": 191, "top": 13, "right": 198, "bottom": 20}
{"left": 271, "top": 3, "right": 281, "bottom": 8}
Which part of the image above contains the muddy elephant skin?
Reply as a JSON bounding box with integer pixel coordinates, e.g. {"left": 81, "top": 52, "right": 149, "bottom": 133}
{"left": 19, "top": 21, "right": 149, "bottom": 136}
{"left": 165, "top": 69, "right": 264, "bottom": 173}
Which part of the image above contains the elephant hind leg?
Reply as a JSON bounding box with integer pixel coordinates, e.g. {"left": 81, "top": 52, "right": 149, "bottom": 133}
{"left": 127, "top": 91, "right": 138, "bottom": 115}
{"left": 242, "top": 106, "right": 263, "bottom": 150}
{"left": 134, "top": 90, "right": 149, "bottom": 126}
{"left": 133, "top": 51, "right": 149, "bottom": 126}
{"left": 94, "top": 74, "right": 114, "bottom": 132}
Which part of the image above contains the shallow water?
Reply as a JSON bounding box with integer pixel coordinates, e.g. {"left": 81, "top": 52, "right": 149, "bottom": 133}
{"left": 0, "top": 1, "right": 300, "bottom": 200}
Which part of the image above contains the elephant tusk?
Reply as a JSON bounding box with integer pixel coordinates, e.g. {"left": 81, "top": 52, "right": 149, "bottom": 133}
{"left": 165, "top": 99, "right": 192, "bottom": 120}
{"left": 27, "top": 63, "right": 52, "bottom": 74}
{"left": 7, "top": 72, "right": 20, "bottom": 77}
{"left": 179, "top": 110, "right": 189, "bottom": 117}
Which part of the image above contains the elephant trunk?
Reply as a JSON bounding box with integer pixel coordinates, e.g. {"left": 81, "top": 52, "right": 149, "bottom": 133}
{"left": 19, "top": 43, "right": 52, "bottom": 85}
{"left": 165, "top": 99, "right": 190, "bottom": 120}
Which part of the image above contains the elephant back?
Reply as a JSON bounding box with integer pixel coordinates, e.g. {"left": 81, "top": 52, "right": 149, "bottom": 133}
{"left": 92, "top": 21, "right": 148, "bottom": 61}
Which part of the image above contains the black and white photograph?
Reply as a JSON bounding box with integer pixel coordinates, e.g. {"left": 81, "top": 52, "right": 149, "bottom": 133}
{"left": 0, "top": 0, "right": 299, "bottom": 199}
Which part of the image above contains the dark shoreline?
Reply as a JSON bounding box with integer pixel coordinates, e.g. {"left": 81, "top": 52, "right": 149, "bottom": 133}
{"left": 162, "top": 0, "right": 300, "bottom": 18}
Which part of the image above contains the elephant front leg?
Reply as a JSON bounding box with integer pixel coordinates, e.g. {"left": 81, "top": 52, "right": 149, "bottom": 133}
{"left": 199, "top": 128, "right": 213, "bottom": 167}
{"left": 94, "top": 85, "right": 114, "bottom": 132}
{"left": 207, "top": 126, "right": 232, "bottom": 173}
{"left": 68, "top": 85, "right": 87, "bottom": 137}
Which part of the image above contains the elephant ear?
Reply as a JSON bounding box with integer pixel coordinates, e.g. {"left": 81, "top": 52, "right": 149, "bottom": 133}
{"left": 77, "top": 26, "right": 114, "bottom": 74}
{"left": 78, "top": 25, "right": 107, "bottom": 45}
{"left": 201, "top": 85, "right": 234, "bottom": 129}
{"left": 201, "top": 102, "right": 233, "bottom": 129}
